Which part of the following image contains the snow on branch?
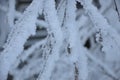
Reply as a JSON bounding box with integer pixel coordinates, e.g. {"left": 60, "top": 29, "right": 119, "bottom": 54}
{"left": 0, "top": 0, "right": 43, "bottom": 79}
{"left": 14, "top": 38, "right": 47, "bottom": 67}
{"left": 38, "top": 0, "right": 63, "bottom": 80}
{"left": 65, "top": 0, "right": 88, "bottom": 80}
{"left": 114, "top": 0, "right": 120, "bottom": 21}
{"left": 57, "top": 0, "right": 66, "bottom": 26}
{"left": 77, "top": 0, "right": 120, "bottom": 61}
{"left": 65, "top": 0, "right": 78, "bottom": 61}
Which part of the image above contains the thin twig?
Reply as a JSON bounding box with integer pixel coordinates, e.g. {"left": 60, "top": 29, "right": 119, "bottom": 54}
{"left": 114, "top": 0, "right": 120, "bottom": 21}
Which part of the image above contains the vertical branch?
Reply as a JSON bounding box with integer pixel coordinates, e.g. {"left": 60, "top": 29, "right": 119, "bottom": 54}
{"left": 38, "top": 0, "right": 63, "bottom": 80}
{"left": 57, "top": 0, "right": 66, "bottom": 26}
{"left": 74, "top": 63, "right": 79, "bottom": 80}
{"left": 114, "top": 0, "right": 120, "bottom": 21}
{"left": 65, "top": 0, "right": 88, "bottom": 80}
{"left": 7, "top": 0, "right": 16, "bottom": 28}
{"left": 0, "top": 0, "right": 43, "bottom": 80}
{"left": 65, "top": 0, "right": 78, "bottom": 62}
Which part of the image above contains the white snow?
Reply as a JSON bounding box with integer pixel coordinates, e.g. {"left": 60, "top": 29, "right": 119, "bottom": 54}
{"left": 0, "top": 0, "right": 43, "bottom": 79}
{"left": 78, "top": 0, "right": 120, "bottom": 61}
{"left": 38, "top": 0, "right": 63, "bottom": 80}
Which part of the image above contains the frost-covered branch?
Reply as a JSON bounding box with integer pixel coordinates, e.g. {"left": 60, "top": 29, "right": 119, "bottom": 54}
{"left": 65, "top": 0, "right": 88, "bottom": 80}
{"left": 78, "top": 0, "right": 120, "bottom": 61}
{"left": 7, "top": 0, "right": 15, "bottom": 28}
{"left": 0, "top": 0, "right": 43, "bottom": 79}
{"left": 15, "top": 39, "right": 46, "bottom": 65}
{"left": 19, "top": 39, "right": 46, "bottom": 63}
{"left": 0, "top": 0, "right": 120, "bottom": 80}
{"left": 114, "top": 0, "right": 120, "bottom": 21}
{"left": 38, "top": 0, "right": 63, "bottom": 80}
{"left": 57, "top": 0, "right": 66, "bottom": 26}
